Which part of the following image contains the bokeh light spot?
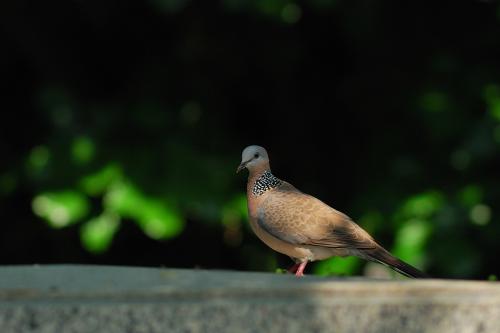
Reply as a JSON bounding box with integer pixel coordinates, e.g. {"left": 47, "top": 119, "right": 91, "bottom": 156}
{"left": 32, "top": 191, "right": 90, "bottom": 228}
{"left": 392, "top": 218, "right": 432, "bottom": 266}
{"left": 72, "top": 136, "right": 95, "bottom": 165}
{"left": 28, "top": 146, "right": 50, "bottom": 172}
{"left": 483, "top": 84, "right": 500, "bottom": 121}
{"left": 458, "top": 185, "right": 483, "bottom": 207}
{"left": 313, "top": 256, "right": 361, "bottom": 276}
{"left": 469, "top": 204, "right": 491, "bottom": 226}
{"left": 80, "top": 212, "right": 120, "bottom": 253}
{"left": 400, "top": 191, "right": 444, "bottom": 219}
{"left": 80, "top": 164, "right": 122, "bottom": 196}
{"left": 104, "top": 180, "right": 184, "bottom": 239}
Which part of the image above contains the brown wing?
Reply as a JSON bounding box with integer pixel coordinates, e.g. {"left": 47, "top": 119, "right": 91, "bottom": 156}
{"left": 258, "top": 183, "right": 376, "bottom": 250}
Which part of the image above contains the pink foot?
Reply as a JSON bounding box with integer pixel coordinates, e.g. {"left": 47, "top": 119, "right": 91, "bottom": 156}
{"left": 295, "top": 262, "right": 308, "bottom": 277}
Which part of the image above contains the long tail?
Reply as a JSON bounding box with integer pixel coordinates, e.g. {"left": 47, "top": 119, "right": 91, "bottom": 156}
{"left": 362, "top": 247, "right": 430, "bottom": 278}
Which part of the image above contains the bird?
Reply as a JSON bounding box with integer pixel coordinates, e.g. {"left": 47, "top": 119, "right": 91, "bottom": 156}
{"left": 237, "top": 145, "right": 429, "bottom": 278}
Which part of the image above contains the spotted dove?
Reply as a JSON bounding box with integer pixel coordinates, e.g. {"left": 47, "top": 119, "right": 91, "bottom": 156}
{"left": 237, "top": 145, "right": 429, "bottom": 278}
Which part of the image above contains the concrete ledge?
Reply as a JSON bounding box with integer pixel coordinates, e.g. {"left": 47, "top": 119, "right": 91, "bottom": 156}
{"left": 0, "top": 265, "right": 499, "bottom": 332}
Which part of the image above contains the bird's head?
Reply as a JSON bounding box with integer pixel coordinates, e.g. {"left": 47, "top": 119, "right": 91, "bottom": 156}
{"left": 237, "top": 145, "right": 270, "bottom": 173}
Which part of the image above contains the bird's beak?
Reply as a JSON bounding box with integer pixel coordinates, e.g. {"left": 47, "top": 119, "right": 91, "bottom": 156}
{"left": 236, "top": 161, "right": 248, "bottom": 173}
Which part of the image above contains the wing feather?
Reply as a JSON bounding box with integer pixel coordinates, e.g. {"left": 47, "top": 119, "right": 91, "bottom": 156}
{"left": 258, "top": 184, "right": 376, "bottom": 250}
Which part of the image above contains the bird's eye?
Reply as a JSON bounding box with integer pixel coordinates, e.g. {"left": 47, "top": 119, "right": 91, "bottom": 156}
{"left": 254, "top": 153, "right": 259, "bottom": 158}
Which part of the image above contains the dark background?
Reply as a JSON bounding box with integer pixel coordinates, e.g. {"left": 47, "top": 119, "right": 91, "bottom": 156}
{"left": 1, "top": 0, "right": 500, "bottom": 279}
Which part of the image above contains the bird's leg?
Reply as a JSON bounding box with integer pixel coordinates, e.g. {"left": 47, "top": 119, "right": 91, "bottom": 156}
{"left": 287, "top": 263, "right": 300, "bottom": 274}
{"left": 295, "top": 262, "right": 308, "bottom": 277}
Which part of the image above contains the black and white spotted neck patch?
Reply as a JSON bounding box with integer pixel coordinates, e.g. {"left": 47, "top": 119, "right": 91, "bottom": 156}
{"left": 252, "top": 170, "right": 282, "bottom": 196}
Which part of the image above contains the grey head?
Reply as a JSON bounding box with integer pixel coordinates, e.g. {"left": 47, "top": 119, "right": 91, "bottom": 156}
{"left": 236, "top": 145, "right": 270, "bottom": 173}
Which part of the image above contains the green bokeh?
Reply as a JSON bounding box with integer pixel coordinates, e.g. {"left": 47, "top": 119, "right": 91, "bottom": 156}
{"left": 80, "top": 212, "right": 120, "bottom": 254}
{"left": 314, "top": 257, "right": 362, "bottom": 276}
{"left": 3, "top": 0, "right": 500, "bottom": 280}
{"left": 32, "top": 191, "right": 90, "bottom": 228}
{"left": 72, "top": 137, "right": 95, "bottom": 165}
{"left": 104, "top": 180, "right": 184, "bottom": 240}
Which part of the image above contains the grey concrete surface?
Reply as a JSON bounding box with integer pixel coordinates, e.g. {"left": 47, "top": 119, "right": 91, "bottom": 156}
{"left": 0, "top": 265, "right": 499, "bottom": 333}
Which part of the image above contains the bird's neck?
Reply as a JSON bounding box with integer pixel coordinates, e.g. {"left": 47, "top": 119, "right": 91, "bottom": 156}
{"left": 247, "top": 169, "right": 282, "bottom": 197}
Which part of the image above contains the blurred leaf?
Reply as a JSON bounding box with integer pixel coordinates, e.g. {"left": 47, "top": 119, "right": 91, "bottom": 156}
{"left": 221, "top": 194, "right": 247, "bottom": 246}
{"left": 275, "top": 268, "right": 287, "bottom": 274}
{"left": 221, "top": 193, "right": 248, "bottom": 226}
{"left": 397, "top": 191, "right": 444, "bottom": 220}
{"left": 483, "top": 84, "right": 500, "bottom": 121}
{"left": 72, "top": 136, "right": 95, "bottom": 165}
{"left": 32, "top": 190, "right": 90, "bottom": 228}
{"left": 313, "top": 256, "right": 361, "bottom": 276}
{"left": 27, "top": 145, "right": 50, "bottom": 175}
{"left": 469, "top": 204, "right": 492, "bottom": 226}
{"left": 80, "top": 212, "right": 120, "bottom": 253}
{"left": 80, "top": 163, "right": 122, "bottom": 196}
{"left": 138, "top": 200, "right": 184, "bottom": 239}
{"left": 357, "top": 210, "right": 384, "bottom": 235}
{"left": 392, "top": 218, "right": 432, "bottom": 266}
{"left": 104, "top": 180, "right": 184, "bottom": 239}
{"left": 458, "top": 185, "right": 483, "bottom": 207}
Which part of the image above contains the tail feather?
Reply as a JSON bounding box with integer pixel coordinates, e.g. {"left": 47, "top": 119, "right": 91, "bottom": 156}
{"left": 363, "top": 247, "right": 430, "bottom": 279}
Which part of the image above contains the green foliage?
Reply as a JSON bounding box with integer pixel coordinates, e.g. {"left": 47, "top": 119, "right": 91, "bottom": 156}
{"left": 397, "top": 191, "right": 444, "bottom": 220}
{"left": 3, "top": 0, "right": 500, "bottom": 280}
{"left": 390, "top": 191, "right": 442, "bottom": 267}
{"left": 72, "top": 137, "right": 95, "bottom": 165}
{"left": 458, "top": 185, "right": 483, "bottom": 208}
{"left": 104, "top": 180, "right": 184, "bottom": 239}
{"left": 27, "top": 146, "right": 50, "bottom": 176}
{"left": 392, "top": 219, "right": 432, "bottom": 266}
{"left": 314, "top": 257, "right": 362, "bottom": 276}
{"left": 32, "top": 191, "right": 90, "bottom": 228}
{"left": 221, "top": 194, "right": 248, "bottom": 226}
{"left": 80, "top": 164, "right": 122, "bottom": 196}
{"left": 33, "top": 159, "right": 185, "bottom": 250}
{"left": 80, "top": 212, "right": 120, "bottom": 254}
{"left": 275, "top": 268, "right": 288, "bottom": 274}
{"left": 469, "top": 204, "right": 492, "bottom": 226}
{"left": 483, "top": 85, "right": 500, "bottom": 121}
